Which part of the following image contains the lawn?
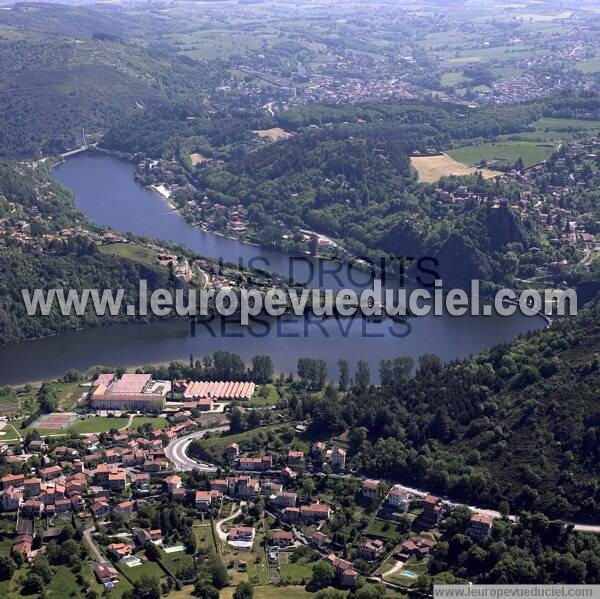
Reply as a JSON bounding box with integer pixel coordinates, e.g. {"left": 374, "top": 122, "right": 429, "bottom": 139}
{"left": 280, "top": 561, "right": 314, "bottom": 584}
{"left": 53, "top": 381, "right": 85, "bottom": 410}
{"left": 366, "top": 517, "right": 407, "bottom": 542}
{"left": 576, "top": 58, "right": 600, "bottom": 74}
{"left": 254, "top": 128, "right": 294, "bottom": 141}
{"left": 247, "top": 384, "right": 281, "bottom": 407}
{"left": 448, "top": 141, "right": 555, "bottom": 168}
{"left": 193, "top": 524, "right": 217, "bottom": 553}
{"left": 385, "top": 556, "right": 429, "bottom": 587}
{"left": 69, "top": 416, "right": 129, "bottom": 434}
{"left": 160, "top": 549, "right": 195, "bottom": 581}
{"left": 131, "top": 416, "right": 169, "bottom": 430}
{"left": 200, "top": 424, "right": 284, "bottom": 449}
{"left": 45, "top": 565, "right": 85, "bottom": 599}
{"left": 118, "top": 558, "right": 165, "bottom": 583}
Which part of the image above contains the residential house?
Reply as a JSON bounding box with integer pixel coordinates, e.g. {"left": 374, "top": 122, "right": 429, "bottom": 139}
{"left": 271, "top": 530, "right": 294, "bottom": 548}
{"left": 94, "top": 563, "right": 119, "bottom": 587}
{"left": 115, "top": 500, "right": 134, "bottom": 519}
{"left": 310, "top": 531, "right": 331, "bottom": 548}
{"left": 91, "top": 501, "right": 111, "bottom": 519}
{"left": 22, "top": 499, "right": 43, "bottom": 517}
{"left": 358, "top": 539, "right": 384, "bottom": 561}
{"left": 300, "top": 503, "right": 331, "bottom": 521}
{"left": 1, "top": 486, "right": 23, "bottom": 511}
{"left": 239, "top": 455, "right": 272, "bottom": 471}
{"left": 399, "top": 536, "right": 435, "bottom": 560}
{"left": 331, "top": 446, "right": 346, "bottom": 469}
{"left": 387, "top": 485, "right": 411, "bottom": 512}
{"left": 228, "top": 527, "right": 255, "bottom": 543}
{"left": 226, "top": 443, "right": 240, "bottom": 460}
{"left": 12, "top": 534, "right": 34, "bottom": 561}
{"left": 273, "top": 492, "right": 297, "bottom": 508}
{"left": 107, "top": 543, "right": 132, "bottom": 561}
{"left": 420, "top": 495, "right": 443, "bottom": 528}
{"left": 136, "top": 529, "right": 162, "bottom": 546}
{"left": 287, "top": 450, "right": 304, "bottom": 465}
{"left": 325, "top": 554, "right": 357, "bottom": 587}
{"left": 469, "top": 513, "right": 494, "bottom": 539}
{"left": 362, "top": 479, "right": 380, "bottom": 501}
{"left": 1, "top": 474, "right": 25, "bottom": 490}
{"left": 165, "top": 475, "right": 182, "bottom": 492}
{"left": 23, "top": 478, "right": 41, "bottom": 497}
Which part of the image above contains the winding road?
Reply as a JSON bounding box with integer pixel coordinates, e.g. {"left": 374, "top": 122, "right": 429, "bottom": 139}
{"left": 165, "top": 425, "right": 229, "bottom": 472}
{"left": 166, "top": 428, "right": 600, "bottom": 534}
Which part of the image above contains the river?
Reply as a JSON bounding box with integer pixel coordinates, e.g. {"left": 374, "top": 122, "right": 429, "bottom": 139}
{"left": 0, "top": 153, "right": 543, "bottom": 385}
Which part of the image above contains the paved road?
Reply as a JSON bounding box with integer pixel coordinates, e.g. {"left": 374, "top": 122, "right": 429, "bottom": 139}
{"left": 83, "top": 524, "right": 104, "bottom": 563}
{"left": 215, "top": 503, "right": 245, "bottom": 542}
{"left": 165, "top": 425, "right": 229, "bottom": 472}
{"left": 166, "top": 427, "right": 600, "bottom": 534}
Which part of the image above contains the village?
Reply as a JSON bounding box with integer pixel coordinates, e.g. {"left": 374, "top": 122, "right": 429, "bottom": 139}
{"left": 0, "top": 370, "right": 507, "bottom": 598}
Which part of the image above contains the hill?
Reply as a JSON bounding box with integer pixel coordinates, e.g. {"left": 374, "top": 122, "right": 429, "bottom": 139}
{"left": 0, "top": 27, "right": 220, "bottom": 156}
{"left": 306, "top": 301, "right": 600, "bottom": 522}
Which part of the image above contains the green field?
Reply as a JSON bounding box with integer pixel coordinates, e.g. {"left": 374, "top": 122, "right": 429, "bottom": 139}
{"left": 160, "top": 549, "right": 195, "bottom": 580}
{"left": 448, "top": 141, "right": 555, "bottom": 168}
{"left": 200, "top": 424, "right": 284, "bottom": 449}
{"left": 576, "top": 58, "right": 600, "bottom": 74}
{"left": 366, "top": 517, "right": 406, "bottom": 542}
{"left": 99, "top": 242, "right": 165, "bottom": 271}
{"left": 119, "top": 558, "right": 165, "bottom": 583}
{"left": 68, "top": 416, "right": 129, "bottom": 434}
{"left": 131, "top": 416, "right": 169, "bottom": 430}
{"left": 280, "top": 561, "right": 314, "bottom": 584}
{"left": 193, "top": 524, "right": 216, "bottom": 553}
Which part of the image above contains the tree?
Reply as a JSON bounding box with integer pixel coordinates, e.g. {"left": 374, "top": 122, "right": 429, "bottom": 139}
{"left": 124, "top": 576, "right": 161, "bottom": 599}
{"left": 251, "top": 355, "right": 273, "bottom": 384}
{"left": 21, "top": 572, "right": 44, "bottom": 594}
{"left": 229, "top": 407, "right": 246, "bottom": 433}
{"left": 144, "top": 542, "right": 161, "bottom": 562}
{"left": 338, "top": 359, "right": 350, "bottom": 390}
{"left": 194, "top": 581, "right": 219, "bottom": 599}
{"left": 210, "top": 557, "right": 229, "bottom": 589}
{"left": 0, "top": 555, "right": 15, "bottom": 581}
{"left": 233, "top": 581, "right": 253, "bottom": 599}
{"left": 303, "top": 477, "right": 315, "bottom": 498}
{"left": 355, "top": 360, "right": 370, "bottom": 392}
{"left": 311, "top": 561, "right": 335, "bottom": 589}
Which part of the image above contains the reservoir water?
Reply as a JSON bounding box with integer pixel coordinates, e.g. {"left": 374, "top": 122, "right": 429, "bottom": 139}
{"left": 0, "top": 153, "right": 543, "bottom": 384}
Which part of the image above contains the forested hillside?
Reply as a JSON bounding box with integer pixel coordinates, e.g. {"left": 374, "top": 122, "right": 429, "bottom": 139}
{"left": 0, "top": 29, "right": 222, "bottom": 156}
{"left": 0, "top": 160, "right": 171, "bottom": 344}
{"left": 298, "top": 301, "right": 600, "bottom": 522}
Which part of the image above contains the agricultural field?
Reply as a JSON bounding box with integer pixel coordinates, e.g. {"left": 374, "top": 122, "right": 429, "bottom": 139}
{"left": 254, "top": 128, "right": 294, "bottom": 141}
{"left": 411, "top": 154, "right": 501, "bottom": 183}
{"left": 189, "top": 152, "right": 207, "bottom": 165}
{"left": 576, "top": 58, "right": 600, "bottom": 74}
{"left": 447, "top": 141, "right": 556, "bottom": 169}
